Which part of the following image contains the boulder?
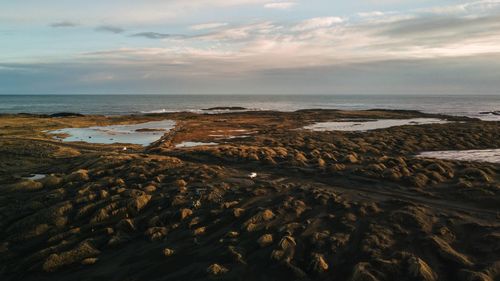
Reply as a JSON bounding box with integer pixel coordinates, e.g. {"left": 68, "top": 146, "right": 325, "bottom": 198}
{"left": 128, "top": 194, "right": 152, "bottom": 212}
{"left": 309, "top": 253, "right": 329, "bottom": 273}
{"left": 43, "top": 241, "right": 100, "bottom": 272}
{"left": 257, "top": 234, "right": 273, "bottom": 247}
{"left": 407, "top": 256, "right": 437, "bottom": 281}
{"left": 207, "top": 264, "right": 228, "bottom": 276}
{"left": 163, "top": 248, "right": 175, "bottom": 257}
{"left": 179, "top": 208, "right": 193, "bottom": 220}
{"left": 270, "top": 235, "right": 296, "bottom": 263}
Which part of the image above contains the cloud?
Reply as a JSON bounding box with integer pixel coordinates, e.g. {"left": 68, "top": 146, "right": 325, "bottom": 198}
{"left": 357, "top": 11, "right": 387, "bottom": 18}
{"left": 291, "top": 17, "right": 344, "bottom": 31}
{"left": 194, "top": 21, "right": 276, "bottom": 41}
{"left": 130, "top": 32, "right": 184, "bottom": 39}
{"left": 95, "top": 25, "right": 125, "bottom": 34}
{"left": 84, "top": 7, "right": 500, "bottom": 73}
{"left": 264, "top": 2, "right": 297, "bottom": 10}
{"left": 50, "top": 21, "right": 79, "bottom": 28}
{"left": 419, "top": 0, "right": 500, "bottom": 15}
{"left": 2, "top": 55, "right": 500, "bottom": 95}
{"left": 3, "top": 0, "right": 500, "bottom": 94}
{"left": 190, "top": 22, "right": 228, "bottom": 30}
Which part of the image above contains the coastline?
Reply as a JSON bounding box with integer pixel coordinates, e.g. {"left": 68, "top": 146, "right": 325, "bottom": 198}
{"left": 1, "top": 94, "right": 499, "bottom": 121}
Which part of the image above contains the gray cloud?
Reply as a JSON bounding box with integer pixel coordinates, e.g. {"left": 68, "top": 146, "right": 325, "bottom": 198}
{"left": 2, "top": 55, "right": 500, "bottom": 95}
{"left": 380, "top": 15, "right": 500, "bottom": 37}
{"left": 50, "top": 21, "right": 79, "bottom": 28}
{"left": 366, "top": 14, "right": 500, "bottom": 55}
{"left": 130, "top": 32, "right": 184, "bottom": 39}
{"left": 95, "top": 25, "right": 125, "bottom": 34}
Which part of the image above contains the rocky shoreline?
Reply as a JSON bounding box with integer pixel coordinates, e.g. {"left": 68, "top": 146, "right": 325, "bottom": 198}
{"left": 0, "top": 109, "right": 499, "bottom": 281}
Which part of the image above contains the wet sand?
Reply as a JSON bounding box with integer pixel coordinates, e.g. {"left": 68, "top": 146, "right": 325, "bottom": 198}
{"left": 0, "top": 109, "right": 499, "bottom": 281}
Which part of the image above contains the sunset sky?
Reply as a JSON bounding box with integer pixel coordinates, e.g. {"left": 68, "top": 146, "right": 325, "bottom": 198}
{"left": 1, "top": 0, "right": 500, "bottom": 95}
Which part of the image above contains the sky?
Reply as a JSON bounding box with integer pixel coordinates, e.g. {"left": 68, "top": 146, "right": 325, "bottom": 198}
{"left": 1, "top": 0, "right": 500, "bottom": 95}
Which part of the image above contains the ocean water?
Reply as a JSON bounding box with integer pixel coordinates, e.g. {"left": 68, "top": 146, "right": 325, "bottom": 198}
{"left": 0, "top": 95, "right": 499, "bottom": 120}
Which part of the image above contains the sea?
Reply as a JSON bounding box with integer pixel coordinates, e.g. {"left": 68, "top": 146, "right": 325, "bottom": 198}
{"left": 0, "top": 95, "right": 499, "bottom": 121}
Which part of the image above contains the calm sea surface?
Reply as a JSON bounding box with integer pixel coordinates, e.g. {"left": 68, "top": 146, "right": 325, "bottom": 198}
{"left": 0, "top": 95, "right": 499, "bottom": 120}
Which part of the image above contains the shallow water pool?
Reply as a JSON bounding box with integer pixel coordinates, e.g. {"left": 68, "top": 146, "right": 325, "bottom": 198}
{"left": 23, "top": 174, "right": 47, "bottom": 180}
{"left": 418, "top": 149, "right": 500, "bottom": 163}
{"left": 50, "top": 120, "right": 175, "bottom": 146}
{"left": 304, "top": 118, "right": 449, "bottom": 131}
{"left": 175, "top": 141, "right": 218, "bottom": 148}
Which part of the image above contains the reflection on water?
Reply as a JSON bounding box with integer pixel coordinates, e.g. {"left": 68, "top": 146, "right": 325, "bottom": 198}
{"left": 175, "top": 141, "right": 218, "bottom": 148}
{"left": 304, "top": 118, "right": 449, "bottom": 131}
{"left": 418, "top": 149, "right": 500, "bottom": 163}
{"left": 23, "top": 174, "right": 47, "bottom": 180}
{"left": 50, "top": 120, "right": 175, "bottom": 146}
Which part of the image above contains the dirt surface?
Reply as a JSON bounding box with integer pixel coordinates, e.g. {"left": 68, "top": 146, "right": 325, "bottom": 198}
{"left": 0, "top": 110, "right": 499, "bottom": 281}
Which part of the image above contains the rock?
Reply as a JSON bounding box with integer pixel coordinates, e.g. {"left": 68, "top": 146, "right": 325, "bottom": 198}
{"left": 115, "top": 178, "right": 126, "bottom": 186}
{"left": 143, "top": 185, "right": 157, "bottom": 193}
{"left": 261, "top": 209, "right": 275, "bottom": 221}
{"left": 412, "top": 173, "right": 429, "bottom": 188}
{"left": 317, "top": 158, "right": 326, "bottom": 168}
{"left": 11, "top": 180, "right": 43, "bottom": 191}
{"left": 243, "top": 209, "right": 275, "bottom": 232}
{"left": 429, "top": 236, "right": 473, "bottom": 267}
{"left": 193, "top": 226, "right": 206, "bottom": 236}
{"left": 460, "top": 168, "right": 493, "bottom": 183}
{"left": 257, "top": 234, "right": 273, "bottom": 247}
{"left": 207, "top": 263, "right": 228, "bottom": 276}
{"left": 368, "top": 163, "right": 385, "bottom": 173}
{"left": 227, "top": 246, "right": 246, "bottom": 264}
{"left": 310, "top": 253, "right": 329, "bottom": 273}
{"left": 40, "top": 175, "right": 62, "bottom": 188}
{"left": 67, "top": 169, "right": 90, "bottom": 182}
{"left": 99, "top": 190, "right": 109, "bottom": 199}
{"left": 222, "top": 201, "right": 239, "bottom": 209}
{"left": 233, "top": 208, "right": 245, "bottom": 218}
{"left": 330, "top": 163, "right": 346, "bottom": 172}
{"left": 116, "top": 218, "right": 135, "bottom": 232}
{"left": 407, "top": 256, "right": 437, "bottom": 281}
{"left": 43, "top": 241, "right": 100, "bottom": 272}
{"left": 50, "top": 112, "right": 84, "bottom": 117}
{"left": 344, "top": 154, "right": 359, "bottom": 164}
{"left": 295, "top": 152, "right": 308, "bottom": 162}
{"left": 176, "top": 179, "right": 187, "bottom": 188}
{"left": 382, "top": 168, "right": 402, "bottom": 181}
{"left": 427, "top": 171, "right": 447, "bottom": 183}
{"left": 128, "top": 194, "right": 151, "bottom": 212}
{"left": 81, "top": 258, "right": 98, "bottom": 265}
{"left": 123, "top": 189, "right": 145, "bottom": 198}
{"left": 180, "top": 208, "right": 193, "bottom": 220}
{"left": 351, "top": 262, "right": 379, "bottom": 281}
{"left": 145, "top": 227, "right": 168, "bottom": 241}
{"left": 163, "top": 248, "right": 175, "bottom": 257}
{"left": 458, "top": 269, "right": 493, "bottom": 281}
{"left": 270, "top": 235, "right": 296, "bottom": 263}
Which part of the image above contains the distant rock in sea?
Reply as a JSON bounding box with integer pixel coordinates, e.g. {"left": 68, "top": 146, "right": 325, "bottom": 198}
{"left": 479, "top": 111, "right": 500, "bottom": 116}
{"left": 50, "top": 112, "right": 85, "bottom": 117}
{"left": 203, "top": 107, "right": 247, "bottom": 111}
